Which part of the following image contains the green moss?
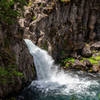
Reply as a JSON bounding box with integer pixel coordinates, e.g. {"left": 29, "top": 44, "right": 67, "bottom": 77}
{"left": 40, "top": 3, "right": 43, "bottom": 7}
{"left": 42, "top": 42, "right": 48, "bottom": 51}
{"left": 61, "top": 57, "right": 75, "bottom": 67}
{"left": 12, "top": 71, "right": 24, "bottom": 77}
{"left": 85, "top": 43, "right": 89, "bottom": 47}
{"left": 60, "top": 0, "right": 70, "bottom": 2}
{"left": 65, "top": 63, "right": 70, "bottom": 67}
{"left": 95, "top": 56, "right": 100, "bottom": 60}
{"left": 64, "top": 58, "right": 75, "bottom": 64}
{"left": 80, "top": 56, "right": 99, "bottom": 65}
{"left": 61, "top": 0, "right": 65, "bottom": 2}
{"left": 88, "top": 58, "right": 98, "bottom": 64}
{"left": 28, "top": 0, "right": 32, "bottom": 6}
{"left": 98, "top": 52, "right": 100, "bottom": 56}
{"left": 0, "top": 65, "right": 24, "bottom": 85}
{"left": 92, "top": 50, "right": 97, "bottom": 54}
{"left": 61, "top": 51, "right": 65, "bottom": 55}
{"left": 33, "top": 16, "right": 37, "bottom": 21}
{"left": 0, "top": 67, "right": 8, "bottom": 76}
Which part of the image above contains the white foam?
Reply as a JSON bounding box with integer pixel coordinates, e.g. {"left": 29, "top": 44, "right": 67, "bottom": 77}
{"left": 24, "top": 39, "right": 99, "bottom": 97}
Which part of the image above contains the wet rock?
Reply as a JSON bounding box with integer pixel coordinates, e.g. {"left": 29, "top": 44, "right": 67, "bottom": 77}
{"left": 91, "top": 41, "right": 100, "bottom": 50}
{"left": 83, "top": 60, "right": 92, "bottom": 68}
{"left": 92, "top": 66, "right": 99, "bottom": 73}
{"left": 82, "top": 45, "right": 92, "bottom": 57}
{"left": 72, "top": 60, "right": 85, "bottom": 70}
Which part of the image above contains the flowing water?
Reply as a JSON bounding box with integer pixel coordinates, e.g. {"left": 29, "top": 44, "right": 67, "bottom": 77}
{"left": 18, "top": 39, "right": 100, "bottom": 100}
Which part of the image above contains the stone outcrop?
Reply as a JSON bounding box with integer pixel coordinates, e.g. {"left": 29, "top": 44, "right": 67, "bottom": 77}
{"left": 0, "top": 23, "right": 36, "bottom": 99}
{"left": 82, "top": 44, "right": 92, "bottom": 57}
{"left": 21, "top": 0, "right": 100, "bottom": 61}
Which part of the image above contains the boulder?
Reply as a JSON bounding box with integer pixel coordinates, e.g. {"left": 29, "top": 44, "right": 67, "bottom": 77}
{"left": 82, "top": 45, "right": 92, "bottom": 57}
{"left": 91, "top": 41, "right": 100, "bottom": 50}
{"left": 83, "top": 60, "right": 93, "bottom": 68}
{"left": 92, "top": 66, "right": 99, "bottom": 73}
{"left": 72, "top": 60, "right": 85, "bottom": 70}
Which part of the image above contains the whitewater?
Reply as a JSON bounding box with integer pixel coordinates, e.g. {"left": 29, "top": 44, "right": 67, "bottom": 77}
{"left": 24, "top": 39, "right": 100, "bottom": 100}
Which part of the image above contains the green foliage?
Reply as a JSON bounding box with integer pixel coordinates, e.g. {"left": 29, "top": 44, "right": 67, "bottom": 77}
{"left": 0, "top": 65, "right": 24, "bottom": 85}
{"left": 63, "top": 58, "right": 75, "bottom": 64}
{"left": 0, "top": 0, "right": 27, "bottom": 24}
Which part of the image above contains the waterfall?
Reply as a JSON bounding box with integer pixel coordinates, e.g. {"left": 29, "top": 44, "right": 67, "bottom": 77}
{"left": 24, "top": 39, "right": 99, "bottom": 97}
{"left": 24, "top": 39, "right": 57, "bottom": 80}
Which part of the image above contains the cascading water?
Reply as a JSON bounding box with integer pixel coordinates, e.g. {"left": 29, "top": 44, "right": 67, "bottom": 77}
{"left": 24, "top": 39, "right": 57, "bottom": 80}
{"left": 21, "top": 39, "right": 100, "bottom": 100}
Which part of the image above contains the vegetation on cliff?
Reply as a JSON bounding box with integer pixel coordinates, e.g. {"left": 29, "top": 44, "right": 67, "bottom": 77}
{"left": 0, "top": 0, "right": 36, "bottom": 99}
{"left": 0, "top": 0, "right": 26, "bottom": 24}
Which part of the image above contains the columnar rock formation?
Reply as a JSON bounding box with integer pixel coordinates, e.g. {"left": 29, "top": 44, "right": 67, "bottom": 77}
{"left": 0, "top": 23, "right": 36, "bottom": 98}
{"left": 22, "top": 0, "right": 100, "bottom": 60}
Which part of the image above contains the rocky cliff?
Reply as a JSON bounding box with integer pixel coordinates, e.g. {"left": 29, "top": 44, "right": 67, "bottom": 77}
{"left": 0, "top": 0, "right": 100, "bottom": 98}
{"left": 21, "top": 0, "right": 100, "bottom": 72}
{"left": 0, "top": 23, "right": 36, "bottom": 99}
{"left": 22, "top": 0, "right": 100, "bottom": 59}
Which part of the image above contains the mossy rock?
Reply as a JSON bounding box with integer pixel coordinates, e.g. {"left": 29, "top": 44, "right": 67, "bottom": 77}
{"left": 63, "top": 58, "right": 75, "bottom": 64}
{"left": 60, "top": 0, "right": 70, "bottom": 3}
{"left": 80, "top": 56, "right": 100, "bottom": 65}
{"left": 61, "top": 57, "right": 75, "bottom": 68}
{"left": 0, "top": 66, "right": 24, "bottom": 85}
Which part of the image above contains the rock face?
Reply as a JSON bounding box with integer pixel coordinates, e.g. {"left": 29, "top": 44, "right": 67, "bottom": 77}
{"left": 91, "top": 42, "right": 100, "bottom": 50}
{"left": 0, "top": 23, "right": 36, "bottom": 98}
{"left": 82, "top": 44, "right": 92, "bottom": 57}
{"left": 21, "top": 0, "right": 100, "bottom": 61}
